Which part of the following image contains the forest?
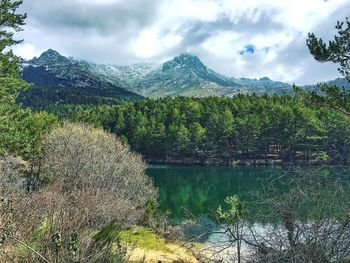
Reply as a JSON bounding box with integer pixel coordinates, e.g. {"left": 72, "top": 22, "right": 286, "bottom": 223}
{"left": 1, "top": 0, "right": 350, "bottom": 262}
{"left": 70, "top": 95, "right": 350, "bottom": 165}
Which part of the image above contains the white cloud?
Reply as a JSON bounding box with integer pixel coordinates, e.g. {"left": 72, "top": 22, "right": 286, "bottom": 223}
{"left": 133, "top": 26, "right": 183, "bottom": 58}
{"left": 12, "top": 43, "right": 43, "bottom": 60}
{"left": 201, "top": 32, "right": 240, "bottom": 57}
{"left": 75, "top": 0, "right": 122, "bottom": 5}
{"left": 159, "top": 0, "right": 222, "bottom": 22}
{"left": 14, "top": 0, "right": 350, "bottom": 83}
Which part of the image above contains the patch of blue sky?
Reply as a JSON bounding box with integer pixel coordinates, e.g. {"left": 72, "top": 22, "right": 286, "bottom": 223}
{"left": 239, "top": 44, "right": 256, "bottom": 55}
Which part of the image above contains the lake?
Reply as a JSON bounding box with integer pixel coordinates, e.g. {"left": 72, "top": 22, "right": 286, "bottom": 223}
{"left": 147, "top": 165, "right": 281, "bottom": 219}
{"left": 147, "top": 165, "right": 350, "bottom": 219}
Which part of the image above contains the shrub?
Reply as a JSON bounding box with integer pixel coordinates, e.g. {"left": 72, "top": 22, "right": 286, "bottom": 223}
{"left": 0, "top": 123, "right": 157, "bottom": 262}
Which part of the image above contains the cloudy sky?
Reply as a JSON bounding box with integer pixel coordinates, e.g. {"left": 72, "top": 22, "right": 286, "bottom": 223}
{"left": 13, "top": 0, "right": 350, "bottom": 84}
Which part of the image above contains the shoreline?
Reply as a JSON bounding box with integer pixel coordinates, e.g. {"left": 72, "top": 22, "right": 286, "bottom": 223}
{"left": 145, "top": 158, "right": 347, "bottom": 167}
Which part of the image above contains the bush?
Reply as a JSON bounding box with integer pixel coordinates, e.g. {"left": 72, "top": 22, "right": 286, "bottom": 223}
{"left": 0, "top": 123, "right": 157, "bottom": 262}
{"left": 39, "top": 122, "right": 157, "bottom": 224}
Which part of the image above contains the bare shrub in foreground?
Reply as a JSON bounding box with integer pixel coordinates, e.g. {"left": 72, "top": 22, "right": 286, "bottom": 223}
{"left": 1, "top": 123, "right": 157, "bottom": 262}
{"left": 245, "top": 168, "right": 350, "bottom": 263}
{"left": 194, "top": 168, "right": 350, "bottom": 263}
{"left": 39, "top": 122, "right": 157, "bottom": 225}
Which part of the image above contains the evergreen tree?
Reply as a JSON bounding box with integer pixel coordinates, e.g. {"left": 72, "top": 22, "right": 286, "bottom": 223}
{"left": 307, "top": 18, "right": 350, "bottom": 79}
{"left": 304, "top": 18, "right": 350, "bottom": 116}
{"left": 0, "top": 0, "right": 28, "bottom": 99}
{"left": 0, "top": 0, "right": 58, "bottom": 157}
{"left": 69, "top": 96, "right": 350, "bottom": 165}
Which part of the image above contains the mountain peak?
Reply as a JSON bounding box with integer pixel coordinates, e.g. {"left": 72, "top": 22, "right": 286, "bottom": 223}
{"left": 162, "top": 53, "right": 207, "bottom": 72}
{"left": 40, "top": 49, "right": 63, "bottom": 59}
{"left": 259, "top": 76, "right": 271, "bottom": 81}
{"left": 177, "top": 52, "right": 200, "bottom": 60}
{"left": 31, "top": 49, "right": 69, "bottom": 65}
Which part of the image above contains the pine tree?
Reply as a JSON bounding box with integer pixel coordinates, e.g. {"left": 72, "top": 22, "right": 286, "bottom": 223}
{"left": 0, "top": 1, "right": 58, "bottom": 157}
{"left": 0, "top": 0, "right": 28, "bottom": 100}
{"left": 307, "top": 18, "right": 350, "bottom": 79}
{"left": 303, "top": 18, "right": 350, "bottom": 116}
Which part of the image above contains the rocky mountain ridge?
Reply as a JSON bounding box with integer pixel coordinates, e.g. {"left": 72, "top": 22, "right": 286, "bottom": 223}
{"left": 20, "top": 49, "right": 142, "bottom": 109}
{"left": 20, "top": 49, "right": 349, "bottom": 107}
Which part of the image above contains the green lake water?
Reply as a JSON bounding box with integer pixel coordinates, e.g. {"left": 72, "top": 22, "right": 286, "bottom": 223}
{"left": 146, "top": 165, "right": 279, "bottom": 218}
{"left": 147, "top": 165, "right": 350, "bottom": 219}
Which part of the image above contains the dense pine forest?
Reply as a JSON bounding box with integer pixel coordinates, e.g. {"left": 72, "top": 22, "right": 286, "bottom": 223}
{"left": 70, "top": 95, "right": 350, "bottom": 165}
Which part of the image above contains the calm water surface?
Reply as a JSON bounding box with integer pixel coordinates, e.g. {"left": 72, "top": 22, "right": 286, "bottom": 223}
{"left": 146, "top": 165, "right": 281, "bottom": 218}
{"left": 147, "top": 165, "right": 350, "bottom": 219}
{"left": 147, "top": 165, "right": 350, "bottom": 246}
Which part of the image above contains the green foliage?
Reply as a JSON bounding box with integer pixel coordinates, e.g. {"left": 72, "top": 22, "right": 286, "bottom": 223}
{"left": 0, "top": 0, "right": 59, "bottom": 159}
{"left": 0, "top": 0, "right": 28, "bottom": 100}
{"left": 93, "top": 221, "right": 122, "bottom": 249}
{"left": 307, "top": 18, "right": 350, "bottom": 79}
{"left": 217, "top": 195, "right": 244, "bottom": 225}
{"left": 295, "top": 83, "right": 350, "bottom": 117}
{"left": 51, "top": 232, "right": 62, "bottom": 251}
{"left": 70, "top": 95, "right": 350, "bottom": 165}
{"left": 68, "top": 231, "right": 79, "bottom": 258}
{"left": 305, "top": 18, "right": 350, "bottom": 116}
{"left": 0, "top": 102, "right": 59, "bottom": 158}
{"left": 93, "top": 221, "right": 126, "bottom": 263}
{"left": 140, "top": 199, "right": 158, "bottom": 226}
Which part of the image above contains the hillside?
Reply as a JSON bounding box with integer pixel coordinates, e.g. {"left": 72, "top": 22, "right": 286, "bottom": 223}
{"left": 73, "top": 52, "right": 294, "bottom": 97}
{"left": 19, "top": 50, "right": 349, "bottom": 108}
{"left": 19, "top": 50, "right": 296, "bottom": 106}
{"left": 19, "top": 49, "right": 143, "bottom": 110}
{"left": 304, "top": 77, "right": 350, "bottom": 91}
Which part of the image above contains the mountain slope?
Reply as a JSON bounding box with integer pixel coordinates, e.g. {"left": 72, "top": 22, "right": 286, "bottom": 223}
{"left": 19, "top": 49, "right": 142, "bottom": 109}
{"left": 20, "top": 49, "right": 349, "bottom": 105}
{"left": 70, "top": 57, "right": 160, "bottom": 90}
{"left": 84, "top": 53, "right": 293, "bottom": 97}
{"left": 130, "top": 53, "right": 244, "bottom": 97}
{"left": 234, "top": 77, "right": 292, "bottom": 95}
{"left": 303, "top": 77, "right": 350, "bottom": 91}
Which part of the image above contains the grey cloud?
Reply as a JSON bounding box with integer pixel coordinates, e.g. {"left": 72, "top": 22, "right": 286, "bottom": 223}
{"left": 273, "top": 6, "right": 349, "bottom": 84}
{"left": 16, "top": 0, "right": 350, "bottom": 84}
{"left": 150, "top": 10, "right": 284, "bottom": 65}
{"left": 22, "top": 0, "right": 160, "bottom": 35}
{"left": 175, "top": 10, "right": 283, "bottom": 46}
{"left": 18, "top": 0, "right": 163, "bottom": 64}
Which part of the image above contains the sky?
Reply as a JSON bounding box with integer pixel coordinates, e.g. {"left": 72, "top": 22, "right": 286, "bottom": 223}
{"left": 13, "top": 0, "right": 350, "bottom": 85}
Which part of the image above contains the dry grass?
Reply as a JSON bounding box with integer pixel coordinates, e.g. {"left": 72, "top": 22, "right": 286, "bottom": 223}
{"left": 120, "top": 227, "right": 199, "bottom": 263}
{"left": 0, "top": 123, "right": 157, "bottom": 262}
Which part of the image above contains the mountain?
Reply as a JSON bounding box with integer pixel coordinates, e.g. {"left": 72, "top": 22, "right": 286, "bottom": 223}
{"left": 20, "top": 49, "right": 349, "bottom": 108}
{"left": 136, "top": 54, "right": 294, "bottom": 97}
{"left": 234, "top": 76, "right": 291, "bottom": 94}
{"left": 76, "top": 53, "right": 293, "bottom": 97}
{"left": 20, "top": 50, "right": 295, "bottom": 104}
{"left": 131, "top": 53, "right": 248, "bottom": 97}
{"left": 69, "top": 57, "right": 160, "bottom": 90}
{"left": 303, "top": 77, "right": 350, "bottom": 91}
{"left": 19, "top": 49, "right": 142, "bottom": 110}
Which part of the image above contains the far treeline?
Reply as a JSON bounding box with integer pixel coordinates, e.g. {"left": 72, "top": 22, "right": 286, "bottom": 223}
{"left": 70, "top": 94, "right": 350, "bottom": 165}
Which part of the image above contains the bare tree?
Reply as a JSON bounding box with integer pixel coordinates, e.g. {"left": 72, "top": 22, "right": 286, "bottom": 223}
{"left": 1, "top": 123, "right": 157, "bottom": 262}
{"left": 198, "top": 167, "right": 350, "bottom": 263}
{"left": 245, "top": 167, "right": 350, "bottom": 263}
{"left": 39, "top": 122, "right": 156, "bottom": 225}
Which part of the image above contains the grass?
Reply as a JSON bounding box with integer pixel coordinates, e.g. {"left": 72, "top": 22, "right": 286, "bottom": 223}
{"left": 120, "top": 227, "right": 171, "bottom": 253}
{"left": 119, "top": 227, "right": 200, "bottom": 263}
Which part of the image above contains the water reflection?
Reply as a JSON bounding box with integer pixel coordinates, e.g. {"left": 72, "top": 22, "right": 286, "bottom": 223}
{"left": 147, "top": 165, "right": 278, "bottom": 218}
